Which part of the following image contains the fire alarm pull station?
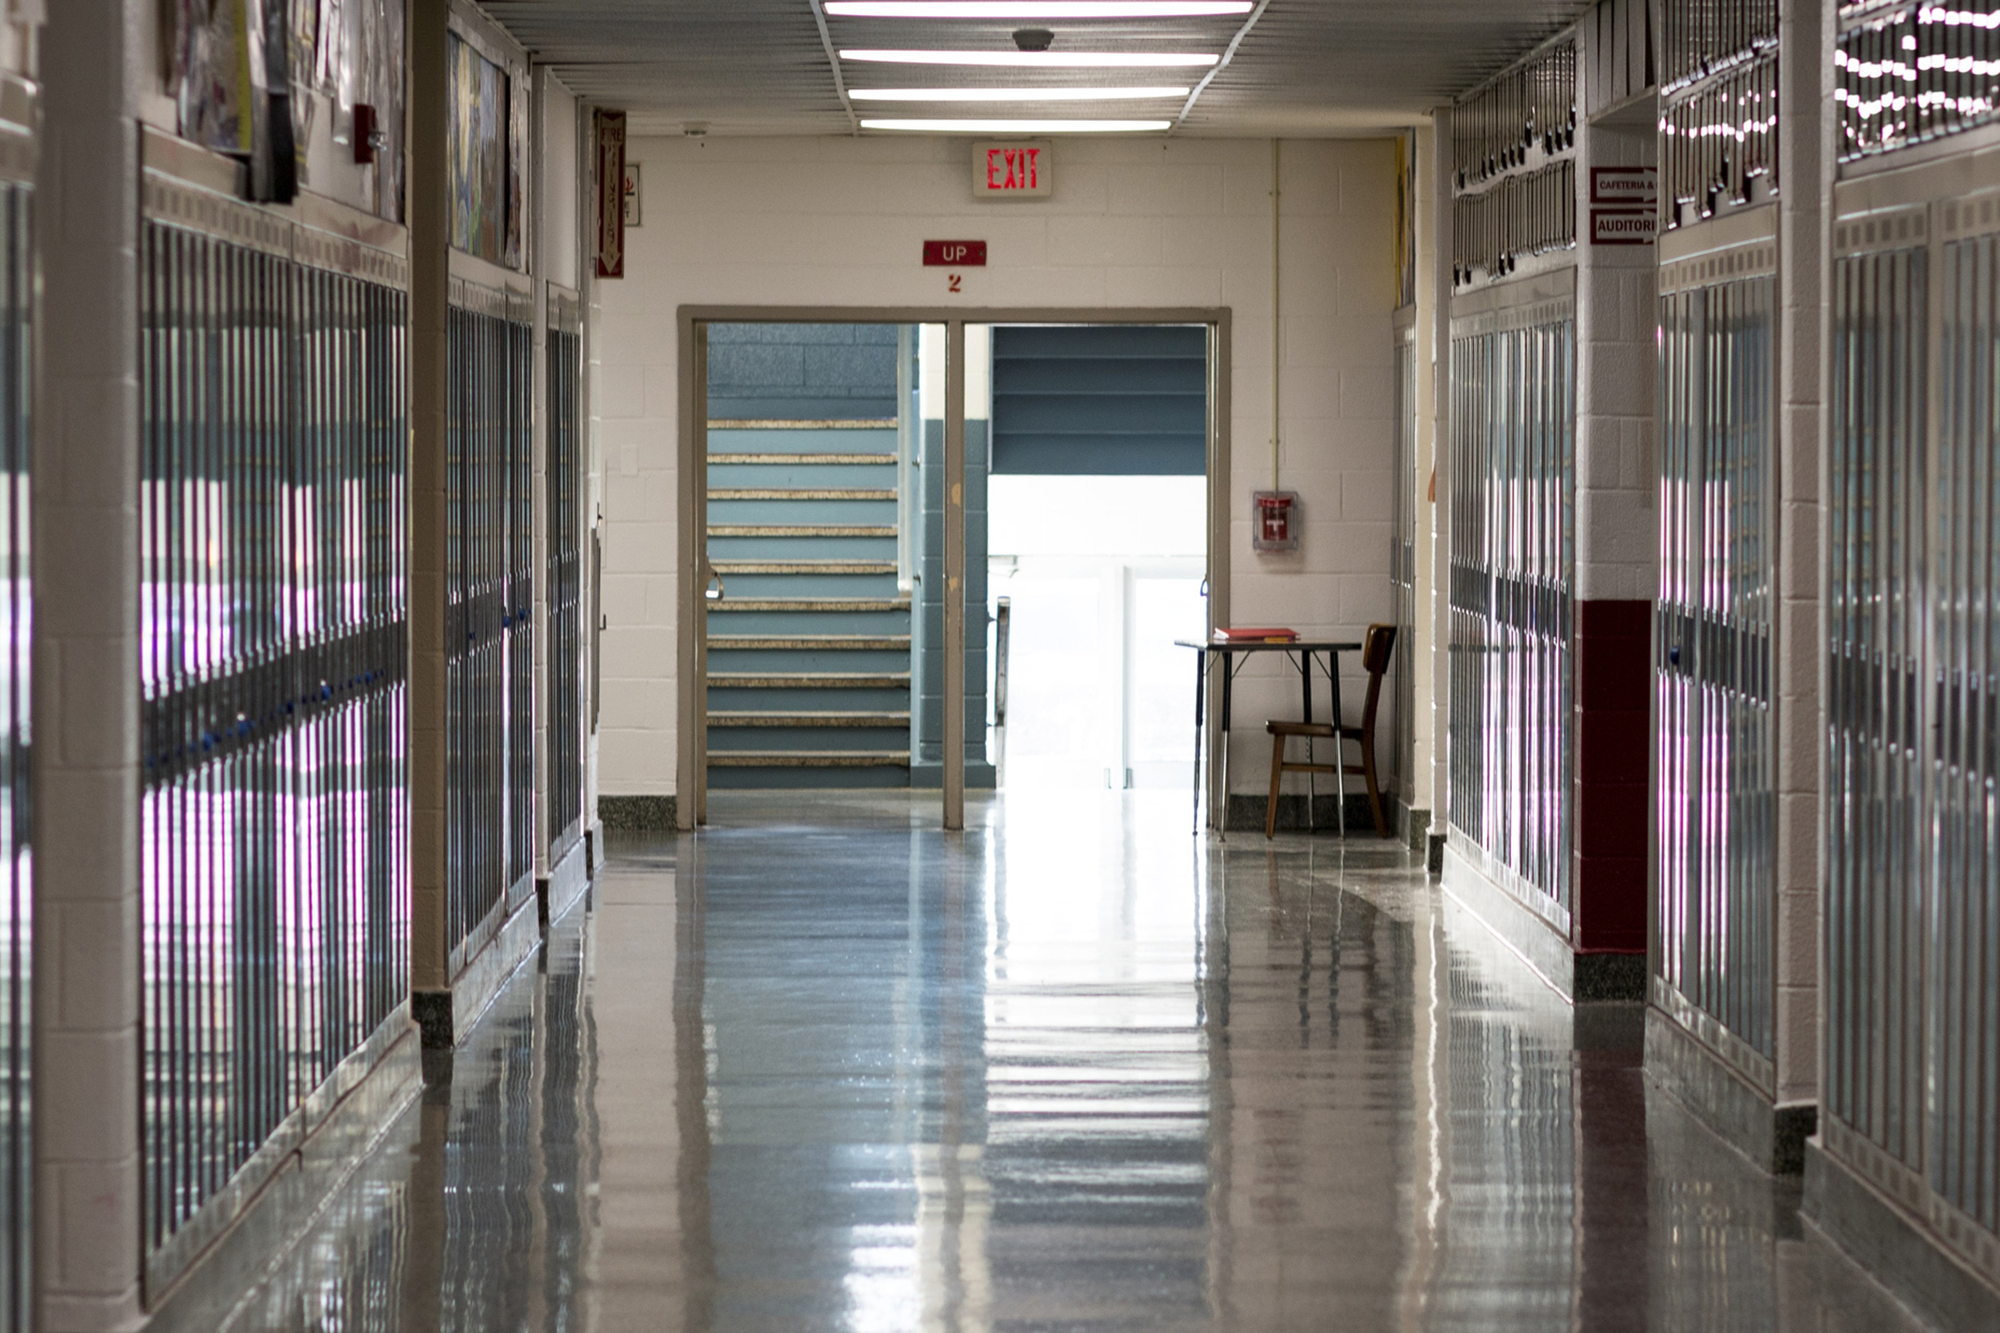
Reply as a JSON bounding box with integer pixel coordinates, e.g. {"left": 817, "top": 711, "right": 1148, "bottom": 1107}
{"left": 1252, "top": 491, "right": 1298, "bottom": 552}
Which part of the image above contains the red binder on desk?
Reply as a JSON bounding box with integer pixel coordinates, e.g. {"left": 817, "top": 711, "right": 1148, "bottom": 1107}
{"left": 1214, "top": 627, "right": 1298, "bottom": 643}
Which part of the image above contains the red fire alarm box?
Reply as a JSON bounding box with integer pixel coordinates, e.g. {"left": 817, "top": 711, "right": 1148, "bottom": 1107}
{"left": 1253, "top": 490, "right": 1299, "bottom": 552}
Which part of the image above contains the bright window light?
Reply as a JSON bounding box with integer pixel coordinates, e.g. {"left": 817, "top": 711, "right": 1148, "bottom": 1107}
{"left": 827, "top": 3, "right": 1253, "bottom": 17}
{"left": 860, "top": 118, "right": 1173, "bottom": 131}
{"left": 841, "top": 49, "right": 1221, "bottom": 67}
{"left": 850, "top": 86, "right": 1189, "bottom": 100}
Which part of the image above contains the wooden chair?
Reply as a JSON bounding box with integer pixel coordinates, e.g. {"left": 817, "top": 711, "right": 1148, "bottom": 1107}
{"left": 1264, "top": 624, "right": 1398, "bottom": 839}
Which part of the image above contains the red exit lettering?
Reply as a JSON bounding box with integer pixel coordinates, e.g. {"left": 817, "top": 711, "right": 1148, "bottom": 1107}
{"left": 923, "top": 240, "right": 988, "bottom": 267}
{"left": 985, "top": 146, "right": 1041, "bottom": 192}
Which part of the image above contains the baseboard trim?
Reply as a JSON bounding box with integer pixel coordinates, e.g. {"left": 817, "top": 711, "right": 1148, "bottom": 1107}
{"left": 1440, "top": 840, "right": 1645, "bottom": 1002}
{"left": 600, "top": 794, "right": 677, "bottom": 830}
{"left": 1441, "top": 839, "right": 1578, "bottom": 999}
{"left": 539, "top": 835, "right": 591, "bottom": 930}
{"left": 414, "top": 894, "right": 541, "bottom": 1049}
{"left": 142, "top": 1020, "right": 423, "bottom": 1332}
{"left": 1805, "top": 1140, "right": 2000, "bottom": 1331}
{"left": 1222, "top": 791, "right": 1406, "bottom": 838}
{"left": 1645, "top": 1005, "right": 1812, "bottom": 1173}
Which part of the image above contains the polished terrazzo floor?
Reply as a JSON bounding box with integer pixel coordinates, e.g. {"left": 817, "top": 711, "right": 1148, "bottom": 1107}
{"left": 228, "top": 790, "right": 1935, "bottom": 1331}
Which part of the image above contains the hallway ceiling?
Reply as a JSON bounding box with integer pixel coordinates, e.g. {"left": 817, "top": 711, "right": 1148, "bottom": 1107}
{"left": 479, "top": 0, "right": 1596, "bottom": 136}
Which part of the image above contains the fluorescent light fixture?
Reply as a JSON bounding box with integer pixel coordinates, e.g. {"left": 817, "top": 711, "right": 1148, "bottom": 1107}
{"left": 827, "top": 3, "right": 1253, "bottom": 17}
{"left": 860, "top": 118, "right": 1172, "bottom": 131}
{"left": 850, "top": 85, "right": 1189, "bottom": 100}
{"left": 841, "top": 49, "right": 1221, "bottom": 67}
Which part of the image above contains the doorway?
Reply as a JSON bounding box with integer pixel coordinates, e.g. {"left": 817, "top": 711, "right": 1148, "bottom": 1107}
{"left": 677, "top": 307, "right": 1232, "bottom": 830}
{"left": 983, "top": 325, "right": 1209, "bottom": 791}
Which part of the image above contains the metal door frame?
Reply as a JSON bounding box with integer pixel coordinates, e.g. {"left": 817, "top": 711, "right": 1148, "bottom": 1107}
{"left": 676, "top": 304, "right": 1232, "bottom": 831}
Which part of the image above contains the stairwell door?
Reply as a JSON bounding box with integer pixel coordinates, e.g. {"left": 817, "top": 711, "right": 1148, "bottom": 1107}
{"left": 696, "top": 323, "right": 933, "bottom": 820}
{"left": 680, "top": 308, "right": 1231, "bottom": 832}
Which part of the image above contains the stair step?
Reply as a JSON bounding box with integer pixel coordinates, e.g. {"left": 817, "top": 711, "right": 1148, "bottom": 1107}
{"left": 709, "top": 711, "right": 910, "bottom": 728}
{"left": 711, "top": 560, "right": 897, "bottom": 575}
{"left": 709, "top": 418, "right": 897, "bottom": 430}
{"left": 708, "top": 453, "right": 896, "bottom": 465}
{"left": 710, "top": 597, "right": 908, "bottom": 613}
{"left": 709, "top": 672, "right": 911, "bottom": 689}
{"left": 707, "top": 634, "right": 911, "bottom": 651}
{"left": 708, "top": 751, "right": 911, "bottom": 768}
{"left": 707, "top": 524, "right": 897, "bottom": 538}
{"left": 708, "top": 488, "right": 897, "bottom": 501}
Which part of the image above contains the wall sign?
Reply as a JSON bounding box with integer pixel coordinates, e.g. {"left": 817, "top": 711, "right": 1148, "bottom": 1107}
{"left": 974, "top": 140, "right": 1053, "bottom": 199}
{"left": 1591, "top": 208, "right": 1658, "bottom": 245}
{"left": 1252, "top": 491, "right": 1299, "bottom": 553}
{"left": 594, "top": 109, "right": 626, "bottom": 279}
{"left": 1590, "top": 166, "right": 1657, "bottom": 206}
{"left": 623, "top": 162, "right": 642, "bottom": 227}
{"left": 923, "top": 240, "right": 987, "bottom": 267}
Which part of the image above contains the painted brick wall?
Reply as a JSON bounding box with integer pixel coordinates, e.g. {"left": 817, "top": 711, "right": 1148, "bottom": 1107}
{"left": 593, "top": 133, "right": 1399, "bottom": 800}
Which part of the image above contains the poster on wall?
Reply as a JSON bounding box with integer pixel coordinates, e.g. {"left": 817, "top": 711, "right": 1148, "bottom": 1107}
{"left": 623, "top": 163, "right": 641, "bottom": 228}
{"left": 447, "top": 30, "right": 508, "bottom": 263}
{"left": 595, "top": 110, "right": 626, "bottom": 279}
{"left": 506, "top": 52, "right": 529, "bottom": 269}
{"left": 289, "top": 0, "right": 318, "bottom": 184}
{"left": 169, "top": 0, "right": 404, "bottom": 216}
{"left": 1393, "top": 132, "right": 1416, "bottom": 310}
{"left": 176, "top": 0, "right": 258, "bottom": 157}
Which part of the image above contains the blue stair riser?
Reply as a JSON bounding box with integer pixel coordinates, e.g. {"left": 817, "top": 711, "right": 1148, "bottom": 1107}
{"left": 707, "top": 687, "right": 911, "bottom": 712}
{"left": 708, "top": 497, "right": 897, "bottom": 525}
{"left": 708, "top": 536, "right": 897, "bottom": 561}
{"left": 710, "top": 427, "right": 898, "bottom": 454}
{"left": 707, "top": 647, "right": 911, "bottom": 674}
{"left": 708, "top": 727, "right": 909, "bottom": 751}
{"left": 707, "top": 610, "right": 910, "bottom": 635}
{"left": 707, "top": 462, "right": 897, "bottom": 489}
{"left": 715, "top": 572, "right": 903, "bottom": 598}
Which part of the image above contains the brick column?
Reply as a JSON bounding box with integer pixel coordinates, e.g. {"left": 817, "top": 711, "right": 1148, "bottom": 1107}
{"left": 35, "top": 1, "right": 144, "bottom": 1326}
{"left": 407, "top": 0, "right": 452, "bottom": 1022}
{"left": 1773, "top": 0, "right": 1828, "bottom": 1115}
{"left": 1570, "top": 101, "right": 1658, "bottom": 985}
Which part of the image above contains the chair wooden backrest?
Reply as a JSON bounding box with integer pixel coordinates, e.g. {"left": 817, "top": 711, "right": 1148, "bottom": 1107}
{"left": 1355, "top": 623, "right": 1397, "bottom": 742}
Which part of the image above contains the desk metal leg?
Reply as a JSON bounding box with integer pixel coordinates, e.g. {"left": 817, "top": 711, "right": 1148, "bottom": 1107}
{"left": 1219, "top": 651, "right": 1233, "bottom": 835}
{"left": 1191, "top": 649, "right": 1206, "bottom": 833}
{"left": 1330, "top": 653, "right": 1346, "bottom": 836}
{"left": 1300, "top": 649, "right": 1315, "bottom": 832}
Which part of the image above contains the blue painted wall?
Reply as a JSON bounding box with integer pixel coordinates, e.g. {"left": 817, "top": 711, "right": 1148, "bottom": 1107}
{"left": 991, "top": 325, "right": 1206, "bottom": 475}
{"left": 708, "top": 322, "right": 899, "bottom": 420}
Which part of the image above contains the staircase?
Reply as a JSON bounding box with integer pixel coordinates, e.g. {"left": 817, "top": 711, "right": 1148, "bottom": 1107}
{"left": 705, "top": 421, "right": 913, "bottom": 787}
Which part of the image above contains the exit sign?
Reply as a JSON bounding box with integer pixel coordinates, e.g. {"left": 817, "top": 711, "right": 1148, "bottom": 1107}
{"left": 974, "top": 140, "right": 1053, "bottom": 199}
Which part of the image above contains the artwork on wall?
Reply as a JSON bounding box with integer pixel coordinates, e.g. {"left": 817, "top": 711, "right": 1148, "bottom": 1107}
{"left": 175, "top": 0, "right": 256, "bottom": 158}
{"left": 1394, "top": 131, "right": 1417, "bottom": 309}
{"left": 447, "top": 30, "right": 506, "bottom": 263}
{"left": 289, "top": 0, "right": 318, "bottom": 183}
{"left": 623, "top": 163, "right": 641, "bottom": 228}
{"left": 365, "top": 0, "right": 406, "bottom": 223}
{"left": 170, "top": 0, "right": 406, "bottom": 220}
{"left": 506, "top": 43, "right": 528, "bottom": 269}
{"left": 594, "top": 110, "right": 626, "bottom": 279}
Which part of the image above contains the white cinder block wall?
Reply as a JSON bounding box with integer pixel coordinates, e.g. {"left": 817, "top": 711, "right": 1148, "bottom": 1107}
{"left": 593, "top": 133, "right": 1399, "bottom": 803}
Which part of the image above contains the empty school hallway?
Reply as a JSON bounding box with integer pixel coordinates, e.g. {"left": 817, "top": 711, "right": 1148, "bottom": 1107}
{"left": 13, "top": 0, "right": 2000, "bottom": 1330}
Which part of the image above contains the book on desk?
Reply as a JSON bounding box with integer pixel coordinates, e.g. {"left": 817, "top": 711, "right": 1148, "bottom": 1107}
{"left": 1212, "top": 627, "right": 1298, "bottom": 643}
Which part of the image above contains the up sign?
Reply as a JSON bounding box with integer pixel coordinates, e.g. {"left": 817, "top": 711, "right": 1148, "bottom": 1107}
{"left": 974, "top": 140, "right": 1054, "bottom": 199}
